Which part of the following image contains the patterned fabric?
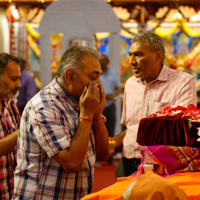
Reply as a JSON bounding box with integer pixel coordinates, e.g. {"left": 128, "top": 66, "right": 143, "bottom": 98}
{"left": 121, "top": 65, "right": 197, "bottom": 159}
{"left": 13, "top": 78, "right": 96, "bottom": 200}
{"left": 0, "top": 99, "right": 20, "bottom": 200}
{"left": 137, "top": 145, "right": 200, "bottom": 176}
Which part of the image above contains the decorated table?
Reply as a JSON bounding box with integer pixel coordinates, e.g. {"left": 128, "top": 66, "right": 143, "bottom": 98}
{"left": 137, "top": 104, "right": 200, "bottom": 147}
{"left": 82, "top": 104, "right": 200, "bottom": 200}
{"left": 82, "top": 172, "right": 200, "bottom": 200}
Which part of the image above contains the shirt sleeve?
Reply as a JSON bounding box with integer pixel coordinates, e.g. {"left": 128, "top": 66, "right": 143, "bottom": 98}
{"left": 29, "top": 106, "right": 74, "bottom": 158}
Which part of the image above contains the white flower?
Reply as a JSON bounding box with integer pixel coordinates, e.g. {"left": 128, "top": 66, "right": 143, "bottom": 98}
{"left": 197, "top": 127, "right": 200, "bottom": 142}
{"left": 197, "top": 138, "right": 200, "bottom": 142}
{"left": 197, "top": 127, "right": 200, "bottom": 136}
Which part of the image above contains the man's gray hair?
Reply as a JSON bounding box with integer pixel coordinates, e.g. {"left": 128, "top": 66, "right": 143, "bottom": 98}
{"left": 0, "top": 52, "right": 20, "bottom": 74}
{"left": 56, "top": 45, "right": 100, "bottom": 79}
{"left": 132, "top": 32, "right": 165, "bottom": 59}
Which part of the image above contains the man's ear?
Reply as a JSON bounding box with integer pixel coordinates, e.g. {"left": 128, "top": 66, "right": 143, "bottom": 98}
{"left": 156, "top": 50, "right": 164, "bottom": 64}
{"left": 64, "top": 68, "right": 74, "bottom": 85}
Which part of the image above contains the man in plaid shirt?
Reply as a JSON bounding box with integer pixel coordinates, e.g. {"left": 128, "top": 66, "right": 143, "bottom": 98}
{"left": 0, "top": 53, "right": 21, "bottom": 199}
{"left": 13, "top": 46, "right": 109, "bottom": 200}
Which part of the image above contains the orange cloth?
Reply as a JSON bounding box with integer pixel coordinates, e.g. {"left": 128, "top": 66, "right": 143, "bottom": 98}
{"left": 165, "top": 172, "right": 200, "bottom": 200}
{"left": 81, "top": 172, "right": 200, "bottom": 200}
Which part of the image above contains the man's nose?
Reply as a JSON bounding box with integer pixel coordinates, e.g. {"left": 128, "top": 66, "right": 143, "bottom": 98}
{"left": 96, "top": 78, "right": 102, "bottom": 86}
{"left": 17, "top": 80, "right": 22, "bottom": 88}
{"left": 129, "top": 55, "right": 136, "bottom": 64}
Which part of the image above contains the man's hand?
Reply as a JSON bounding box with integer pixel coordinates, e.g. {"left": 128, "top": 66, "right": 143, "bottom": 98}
{"left": 0, "top": 129, "right": 19, "bottom": 157}
{"left": 79, "top": 82, "right": 101, "bottom": 118}
{"left": 93, "top": 84, "right": 106, "bottom": 119}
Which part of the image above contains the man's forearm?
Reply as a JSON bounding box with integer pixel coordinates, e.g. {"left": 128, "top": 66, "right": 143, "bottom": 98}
{"left": 93, "top": 121, "right": 109, "bottom": 161}
{"left": 112, "top": 129, "right": 126, "bottom": 148}
{"left": 0, "top": 130, "right": 19, "bottom": 156}
{"left": 54, "top": 119, "right": 92, "bottom": 172}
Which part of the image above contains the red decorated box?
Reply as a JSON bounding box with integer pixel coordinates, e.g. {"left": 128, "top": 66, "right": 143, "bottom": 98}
{"left": 137, "top": 104, "right": 200, "bottom": 147}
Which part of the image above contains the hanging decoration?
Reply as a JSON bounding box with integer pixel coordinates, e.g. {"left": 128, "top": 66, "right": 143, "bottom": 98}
{"left": 0, "top": 8, "right": 10, "bottom": 53}
{"left": 165, "top": 41, "right": 200, "bottom": 71}
{"left": 154, "top": 21, "right": 200, "bottom": 38}
{"left": 27, "top": 35, "right": 40, "bottom": 57}
{"left": 112, "top": 6, "right": 130, "bottom": 21}
{"left": 155, "top": 5, "right": 197, "bottom": 22}
{"left": 17, "top": 5, "right": 44, "bottom": 58}
{"left": 182, "top": 21, "right": 200, "bottom": 37}
{"left": 116, "top": 4, "right": 170, "bottom": 35}
{"left": 26, "top": 22, "right": 40, "bottom": 40}
{"left": 6, "top": 3, "right": 19, "bottom": 55}
{"left": 154, "top": 24, "right": 178, "bottom": 38}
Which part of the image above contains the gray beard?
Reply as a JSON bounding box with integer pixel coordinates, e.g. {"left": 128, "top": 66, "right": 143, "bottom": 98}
{"left": 0, "top": 83, "right": 17, "bottom": 99}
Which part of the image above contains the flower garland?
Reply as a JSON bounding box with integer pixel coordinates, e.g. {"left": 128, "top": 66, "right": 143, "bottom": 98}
{"left": 26, "top": 22, "right": 40, "bottom": 57}
{"left": 155, "top": 20, "right": 200, "bottom": 38}
{"left": 26, "top": 22, "right": 40, "bottom": 40}
{"left": 154, "top": 24, "right": 178, "bottom": 37}
{"left": 27, "top": 35, "right": 40, "bottom": 57}
{"left": 149, "top": 104, "right": 200, "bottom": 121}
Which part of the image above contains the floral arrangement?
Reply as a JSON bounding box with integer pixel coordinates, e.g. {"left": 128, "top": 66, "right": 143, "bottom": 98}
{"left": 149, "top": 104, "right": 200, "bottom": 121}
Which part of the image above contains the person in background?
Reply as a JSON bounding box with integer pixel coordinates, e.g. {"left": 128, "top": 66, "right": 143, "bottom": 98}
{"left": 13, "top": 46, "right": 109, "bottom": 200}
{"left": 16, "top": 58, "right": 37, "bottom": 115}
{"left": 99, "top": 54, "right": 121, "bottom": 164}
{"left": 0, "top": 52, "right": 21, "bottom": 199}
{"left": 112, "top": 32, "right": 197, "bottom": 177}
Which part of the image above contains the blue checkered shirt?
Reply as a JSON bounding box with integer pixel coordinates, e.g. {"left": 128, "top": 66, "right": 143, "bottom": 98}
{"left": 13, "top": 78, "right": 96, "bottom": 200}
